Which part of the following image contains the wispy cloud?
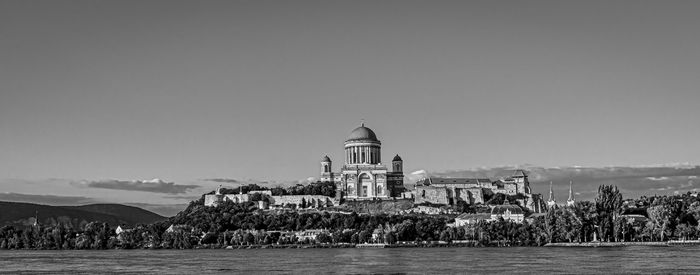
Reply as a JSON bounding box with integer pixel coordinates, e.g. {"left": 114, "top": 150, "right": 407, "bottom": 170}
{"left": 72, "top": 178, "right": 199, "bottom": 194}
{"left": 0, "top": 192, "right": 97, "bottom": 205}
{"left": 203, "top": 178, "right": 240, "bottom": 183}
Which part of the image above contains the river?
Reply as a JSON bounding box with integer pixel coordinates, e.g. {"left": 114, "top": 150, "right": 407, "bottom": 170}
{"left": 1, "top": 246, "right": 699, "bottom": 274}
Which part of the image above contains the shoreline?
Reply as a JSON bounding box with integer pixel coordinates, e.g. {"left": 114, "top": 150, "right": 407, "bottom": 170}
{"left": 4, "top": 241, "right": 700, "bottom": 250}
{"left": 545, "top": 240, "right": 700, "bottom": 247}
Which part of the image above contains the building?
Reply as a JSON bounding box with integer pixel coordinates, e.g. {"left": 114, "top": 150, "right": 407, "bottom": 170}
{"left": 454, "top": 213, "right": 491, "bottom": 226}
{"left": 321, "top": 123, "right": 405, "bottom": 200}
{"left": 414, "top": 170, "right": 545, "bottom": 213}
{"left": 490, "top": 201, "right": 525, "bottom": 223}
{"left": 295, "top": 229, "right": 328, "bottom": 242}
{"left": 204, "top": 185, "right": 273, "bottom": 207}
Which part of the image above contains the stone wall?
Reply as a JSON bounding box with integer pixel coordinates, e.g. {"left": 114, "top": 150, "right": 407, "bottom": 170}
{"left": 414, "top": 186, "right": 449, "bottom": 205}
{"left": 204, "top": 193, "right": 252, "bottom": 207}
{"left": 270, "top": 195, "right": 337, "bottom": 208}
{"left": 461, "top": 188, "right": 484, "bottom": 204}
{"left": 491, "top": 183, "right": 518, "bottom": 195}
{"left": 204, "top": 194, "right": 222, "bottom": 207}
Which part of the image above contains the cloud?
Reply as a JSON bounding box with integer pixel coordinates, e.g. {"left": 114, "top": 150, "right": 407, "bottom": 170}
{"left": 203, "top": 178, "right": 240, "bottom": 183}
{"left": 73, "top": 178, "right": 199, "bottom": 194}
{"left": 680, "top": 180, "right": 694, "bottom": 188}
{"left": 0, "top": 192, "right": 97, "bottom": 205}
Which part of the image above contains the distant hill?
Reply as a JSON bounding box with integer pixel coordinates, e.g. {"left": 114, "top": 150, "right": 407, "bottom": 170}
{"left": 62, "top": 204, "right": 166, "bottom": 225}
{"left": 0, "top": 201, "right": 166, "bottom": 228}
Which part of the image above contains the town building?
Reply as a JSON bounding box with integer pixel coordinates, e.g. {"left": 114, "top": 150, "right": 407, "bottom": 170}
{"left": 204, "top": 186, "right": 272, "bottom": 207}
{"left": 454, "top": 213, "right": 491, "bottom": 226}
{"left": 320, "top": 123, "right": 405, "bottom": 200}
{"left": 490, "top": 200, "right": 525, "bottom": 223}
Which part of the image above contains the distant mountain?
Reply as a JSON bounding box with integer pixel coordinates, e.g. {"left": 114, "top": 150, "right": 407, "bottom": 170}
{"left": 61, "top": 204, "right": 166, "bottom": 225}
{"left": 0, "top": 201, "right": 166, "bottom": 228}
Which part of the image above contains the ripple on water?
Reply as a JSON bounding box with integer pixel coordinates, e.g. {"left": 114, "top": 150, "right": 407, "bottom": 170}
{"left": 1, "top": 247, "right": 700, "bottom": 274}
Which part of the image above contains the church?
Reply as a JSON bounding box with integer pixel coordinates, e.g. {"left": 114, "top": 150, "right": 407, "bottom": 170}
{"left": 319, "top": 123, "right": 405, "bottom": 200}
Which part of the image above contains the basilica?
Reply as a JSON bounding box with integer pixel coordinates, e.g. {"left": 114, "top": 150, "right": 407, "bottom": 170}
{"left": 319, "top": 123, "right": 405, "bottom": 200}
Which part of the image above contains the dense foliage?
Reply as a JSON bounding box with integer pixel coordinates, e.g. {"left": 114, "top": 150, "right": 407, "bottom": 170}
{"left": 4, "top": 185, "right": 700, "bottom": 249}
{"left": 213, "top": 182, "right": 337, "bottom": 198}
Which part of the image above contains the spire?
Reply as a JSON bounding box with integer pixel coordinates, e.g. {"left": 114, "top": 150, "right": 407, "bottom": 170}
{"left": 33, "top": 210, "right": 39, "bottom": 227}
{"left": 360, "top": 119, "right": 365, "bottom": 127}
{"left": 547, "top": 181, "right": 557, "bottom": 208}
{"left": 548, "top": 181, "right": 555, "bottom": 201}
{"left": 567, "top": 180, "right": 576, "bottom": 206}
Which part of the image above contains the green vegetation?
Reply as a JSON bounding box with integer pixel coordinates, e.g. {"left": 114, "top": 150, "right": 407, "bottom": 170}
{"left": 3, "top": 184, "right": 700, "bottom": 249}
{"left": 214, "top": 182, "right": 337, "bottom": 197}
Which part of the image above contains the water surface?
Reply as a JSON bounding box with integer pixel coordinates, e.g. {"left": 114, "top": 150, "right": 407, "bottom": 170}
{"left": 1, "top": 246, "right": 698, "bottom": 274}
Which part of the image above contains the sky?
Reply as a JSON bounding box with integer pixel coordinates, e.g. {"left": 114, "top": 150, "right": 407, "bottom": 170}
{"left": 1, "top": 0, "right": 700, "bottom": 215}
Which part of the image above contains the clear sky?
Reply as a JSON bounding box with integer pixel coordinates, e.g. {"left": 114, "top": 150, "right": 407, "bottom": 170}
{"left": 1, "top": 1, "right": 699, "bottom": 212}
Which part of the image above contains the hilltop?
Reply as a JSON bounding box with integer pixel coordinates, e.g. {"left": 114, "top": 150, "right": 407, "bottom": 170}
{"left": 0, "top": 201, "right": 166, "bottom": 228}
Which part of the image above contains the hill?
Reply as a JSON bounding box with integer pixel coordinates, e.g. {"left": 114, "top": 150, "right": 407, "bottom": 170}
{"left": 62, "top": 204, "right": 166, "bottom": 225}
{"left": 0, "top": 201, "right": 166, "bottom": 228}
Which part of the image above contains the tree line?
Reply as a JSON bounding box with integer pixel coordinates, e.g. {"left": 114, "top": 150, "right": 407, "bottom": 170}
{"left": 2, "top": 184, "right": 700, "bottom": 249}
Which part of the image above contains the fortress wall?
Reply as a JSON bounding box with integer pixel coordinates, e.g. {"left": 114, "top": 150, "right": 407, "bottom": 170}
{"left": 415, "top": 186, "right": 449, "bottom": 205}
{"left": 204, "top": 194, "right": 222, "bottom": 207}
{"left": 270, "top": 195, "right": 337, "bottom": 207}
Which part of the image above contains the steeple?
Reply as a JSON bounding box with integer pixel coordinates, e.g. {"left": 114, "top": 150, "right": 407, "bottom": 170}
{"left": 33, "top": 210, "right": 39, "bottom": 227}
{"left": 547, "top": 181, "right": 557, "bottom": 208}
{"left": 567, "top": 180, "right": 576, "bottom": 207}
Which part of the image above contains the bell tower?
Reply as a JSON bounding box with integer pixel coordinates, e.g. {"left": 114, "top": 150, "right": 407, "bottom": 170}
{"left": 320, "top": 155, "right": 332, "bottom": 182}
{"left": 392, "top": 155, "right": 403, "bottom": 173}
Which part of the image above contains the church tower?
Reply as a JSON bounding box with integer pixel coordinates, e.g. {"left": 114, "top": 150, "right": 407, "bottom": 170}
{"left": 320, "top": 155, "right": 333, "bottom": 182}
{"left": 392, "top": 155, "right": 403, "bottom": 173}
{"left": 388, "top": 154, "right": 405, "bottom": 197}
{"left": 547, "top": 181, "right": 557, "bottom": 208}
{"left": 566, "top": 180, "right": 576, "bottom": 207}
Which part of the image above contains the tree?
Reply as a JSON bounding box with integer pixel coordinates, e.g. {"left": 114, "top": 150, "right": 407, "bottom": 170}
{"left": 316, "top": 232, "right": 332, "bottom": 244}
{"left": 595, "top": 185, "right": 623, "bottom": 242}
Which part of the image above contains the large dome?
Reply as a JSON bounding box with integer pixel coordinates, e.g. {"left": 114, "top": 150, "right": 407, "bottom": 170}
{"left": 346, "top": 124, "right": 379, "bottom": 142}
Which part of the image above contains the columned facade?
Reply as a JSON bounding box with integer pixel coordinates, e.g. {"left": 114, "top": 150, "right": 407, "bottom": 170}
{"left": 319, "top": 123, "right": 404, "bottom": 200}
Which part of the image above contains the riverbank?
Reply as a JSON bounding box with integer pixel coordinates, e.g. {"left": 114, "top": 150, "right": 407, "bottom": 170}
{"left": 219, "top": 242, "right": 480, "bottom": 249}
{"left": 545, "top": 241, "right": 700, "bottom": 247}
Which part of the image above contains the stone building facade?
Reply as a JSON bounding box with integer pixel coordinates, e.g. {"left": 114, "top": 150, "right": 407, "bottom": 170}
{"left": 413, "top": 170, "right": 546, "bottom": 213}
{"left": 204, "top": 188, "right": 272, "bottom": 207}
{"left": 269, "top": 195, "right": 338, "bottom": 208}
{"left": 320, "top": 123, "right": 405, "bottom": 200}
